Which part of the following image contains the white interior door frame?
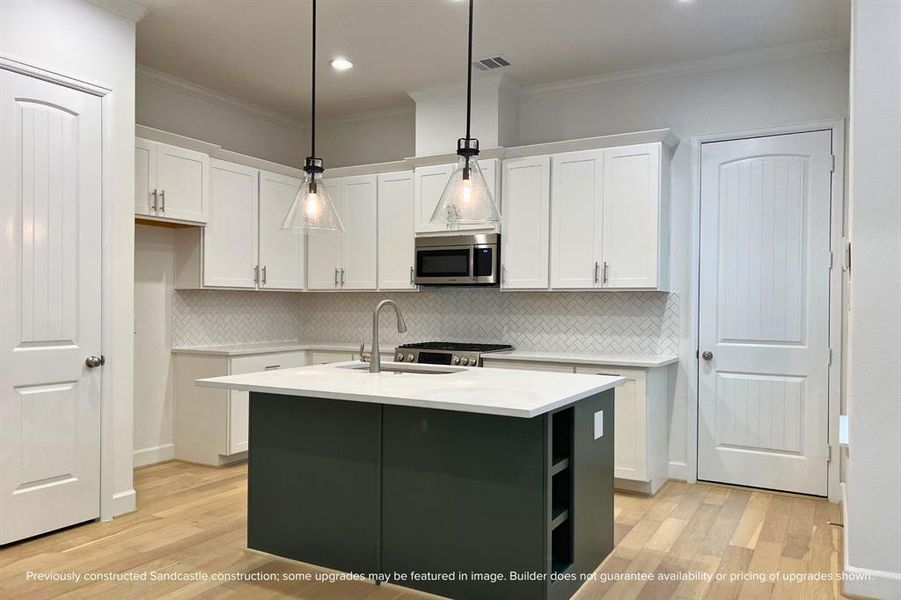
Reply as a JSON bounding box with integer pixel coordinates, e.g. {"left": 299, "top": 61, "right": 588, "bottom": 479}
{"left": 688, "top": 119, "right": 845, "bottom": 502}
{"left": 0, "top": 54, "right": 121, "bottom": 520}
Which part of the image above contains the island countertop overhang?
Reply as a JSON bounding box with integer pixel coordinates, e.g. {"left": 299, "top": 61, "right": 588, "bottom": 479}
{"left": 196, "top": 361, "right": 625, "bottom": 418}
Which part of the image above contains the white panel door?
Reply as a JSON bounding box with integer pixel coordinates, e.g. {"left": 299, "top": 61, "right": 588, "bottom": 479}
{"left": 307, "top": 178, "right": 343, "bottom": 290}
{"left": 341, "top": 174, "right": 378, "bottom": 289}
{"left": 698, "top": 131, "right": 833, "bottom": 496}
{"left": 259, "top": 171, "right": 304, "bottom": 290}
{"left": 413, "top": 163, "right": 454, "bottom": 233}
{"left": 0, "top": 71, "right": 102, "bottom": 544}
{"left": 157, "top": 143, "right": 208, "bottom": 223}
{"left": 204, "top": 160, "right": 258, "bottom": 288}
{"left": 377, "top": 171, "right": 416, "bottom": 290}
{"left": 550, "top": 150, "right": 603, "bottom": 289}
{"left": 501, "top": 155, "right": 550, "bottom": 289}
{"left": 602, "top": 143, "right": 661, "bottom": 289}
{"left": 134, "top": 138, "right": 156, "bottom": 217}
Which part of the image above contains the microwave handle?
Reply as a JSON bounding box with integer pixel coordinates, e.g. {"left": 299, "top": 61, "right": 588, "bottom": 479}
{"left": 469, "top": 247, "right": 476, "bottom": 281}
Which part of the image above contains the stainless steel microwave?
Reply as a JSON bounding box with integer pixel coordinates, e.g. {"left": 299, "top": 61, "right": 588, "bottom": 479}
{"left": 414, "top": 233, "right": 499, "bottom": 286}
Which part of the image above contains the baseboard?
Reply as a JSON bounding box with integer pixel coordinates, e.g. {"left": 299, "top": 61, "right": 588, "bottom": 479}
{"left": 842, "top": 482, "right": 901, "bottom": 599}
{"left": 133, "top": 443, "right": 175, "bottom": 468}
{"left": 108, "top": 489, "right": 136, "bottom": 518}
{"left": 667, "top": 460, "right": 688, "bottom": 481}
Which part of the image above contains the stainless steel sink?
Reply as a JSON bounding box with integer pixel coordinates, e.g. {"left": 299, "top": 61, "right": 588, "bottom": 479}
{"left": 337, "top": 363, "right": 464, "bottom": 375}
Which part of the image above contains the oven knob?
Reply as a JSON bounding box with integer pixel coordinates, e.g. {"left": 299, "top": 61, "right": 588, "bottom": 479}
{"left": 462, "top": 357, "right": 470, "bottom": 366}
{"left": 452, "top": 355, "right": 460, "bottom": 365}
{"left": 396, "top": 352, "right": 405, "bottom": 362}
{"left": 407, "top": 353, "right": 415, "bottom": 362}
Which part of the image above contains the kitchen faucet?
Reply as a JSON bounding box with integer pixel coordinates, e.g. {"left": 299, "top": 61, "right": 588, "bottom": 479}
{"left": 369, "top": 299, "right": 407, "bottom": 373}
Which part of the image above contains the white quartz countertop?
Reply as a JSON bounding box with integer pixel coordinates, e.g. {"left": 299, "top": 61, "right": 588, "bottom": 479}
{"left": 196, "top": 361, "right": 625, "bottom": 418}
{"left": 483, "top": 350, "right": 679, "bottom": 368}
{"left": 171, "top": 342, "right": 392, "bottom": 356}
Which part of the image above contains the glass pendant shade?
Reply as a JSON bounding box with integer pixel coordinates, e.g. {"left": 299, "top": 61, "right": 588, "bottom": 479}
{"left": 281, "top": 170, "right": 344, "bottom": 232}
{"left": 429, "top": 155, "right": 500, "bottom": 228}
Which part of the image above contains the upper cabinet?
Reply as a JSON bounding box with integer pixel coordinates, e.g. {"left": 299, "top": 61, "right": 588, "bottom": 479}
{"left": 307, "top": 176, "right": 378, "bottom": 290}
{"left": 414, "top": 158, "right": 499, "bottom": 234}
{"left": 501, "top": 156, "right": 550, "bottom": 289}
{"left": 175, "top": 161, "right": 306, "bottom": 291}
{"left": 135, "top": 137, "right": 209, "bottom": 224}
{"left": 548, "top": 143, "right": 669, "bottom": 291}
{"left": 377, "top": 171, "right": 416, "bottom": 290}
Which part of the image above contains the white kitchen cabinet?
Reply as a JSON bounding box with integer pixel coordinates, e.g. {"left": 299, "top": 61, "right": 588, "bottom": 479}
{"left": 601, "top": 143, "right": 667, "bottom": 290}
{"left": 259, "top": 171, "right": 305, "bottom": 290}
{"left": 309, "top": 350, "right": 356, "bottom": 364}
{"left": 134, "top": 137, "right": 209, "bottom": 223}
{"left": 204, "top": 159, "right": 259, "bottom": 288}
{"left": 377, "top": 171, "right": 416, "bottom": 290}
{"left": 549, "top": 143, "right": 669, "bottom": 291}
{"left": 173, "top": 350, "right": 308, "bottom": 465}
{"left": 341, "top": 175, "right": 378, "bottom": 289}
{"left": 306, "top": 179, "right": 344, "bottom": 290}
{"left": 307, "top": 176, "right": 378, "bottom": 290}
{"left": 482, "top": 357, "right": 669, "bottom": 494}
{"left": 414, "top": 158, "right": 499, "bottom": 234}
{"left": 501, "top": 156, "right": 550, "bottom": 289}
{"left": 550, "top": 150, "right": 604, "bottom": 289}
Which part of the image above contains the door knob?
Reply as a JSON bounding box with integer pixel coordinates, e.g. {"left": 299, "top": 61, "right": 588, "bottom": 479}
{"left": 701, "top": 351, "right": 713, "bottom": 361}
{"left": 85, "top": 355, "right": 105, "bottom": 368}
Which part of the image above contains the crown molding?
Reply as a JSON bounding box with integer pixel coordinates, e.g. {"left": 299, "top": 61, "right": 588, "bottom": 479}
{"left": 406, "top": 71, "right": 512, "bottom": 102}
{"left": 87, "top": 0, "right": 148, "bottom": 23}
{"left": 521, "top": 37, "right": 847, "bottom": 97}
{"left": 137, "top": 65, "right": 307, "bottom": 130}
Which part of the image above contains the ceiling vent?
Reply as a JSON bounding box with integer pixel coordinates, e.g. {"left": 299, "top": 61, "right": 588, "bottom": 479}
{"left": 471, "top": 56, "right": 510, "bottom": 71}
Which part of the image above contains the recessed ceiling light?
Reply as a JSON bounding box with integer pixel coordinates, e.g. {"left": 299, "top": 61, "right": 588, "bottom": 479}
{"left": 330, "top": 57, "right": 353, "bottom": 71}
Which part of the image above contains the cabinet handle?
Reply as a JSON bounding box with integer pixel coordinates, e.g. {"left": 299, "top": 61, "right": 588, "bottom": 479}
{"left": 410, "top": 266, "right": 414, "bottom": 285}
{"left": 340, "top": 268, "right": 346, "bottom": 285}
{"left": 160, "top": 190, "right": 166, "bottom": 212}
{"left": 594, "top": 261, "right": 599, "bottom": 284}
{"left": 254, "top": 265, "right": 259, "bottom": 284}
{"left": 603, "top": 261, "right": 609, "bottom": 284}
{"left": 262, "top": 265, "right": 267, "bottom": 285}
{"left": 264, "top": 364, "right": 281, "bottom": 370}
{"left": 151, "top": 189, "right": 158, "bottom": 212}
{"left": 334, "top": 268, "right": 339, "bottom": 287}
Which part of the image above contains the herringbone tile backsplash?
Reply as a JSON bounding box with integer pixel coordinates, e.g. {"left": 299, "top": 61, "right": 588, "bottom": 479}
{"left": 174, "top": 289, "right": 679, "bottom": 356}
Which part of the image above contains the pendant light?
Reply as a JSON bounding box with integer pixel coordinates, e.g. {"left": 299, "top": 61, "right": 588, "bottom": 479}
{"left": 281, "top": 0, "right": 344, "bottom": 233}
{"left": 429, "top": 0, "right": 501, "bottom": 229}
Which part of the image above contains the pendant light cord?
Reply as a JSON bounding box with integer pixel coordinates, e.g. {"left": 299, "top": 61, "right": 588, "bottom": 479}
{"left": 465, "top": 0, "right": 473, "bottom": 140}
{"left": 311, "top": 0, "right": 317, "bottom": 158}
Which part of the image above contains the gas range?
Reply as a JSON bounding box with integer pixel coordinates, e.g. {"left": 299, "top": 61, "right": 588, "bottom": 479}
{"left": 393, "top": 342, "right": 513, "bottom": 367}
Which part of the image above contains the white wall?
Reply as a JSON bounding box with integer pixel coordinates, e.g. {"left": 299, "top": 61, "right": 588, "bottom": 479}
{"left": 0, "top": 0, "right": 138, "bottom": 515}
{"left": 844, "top": 1, "right": 901, "bottom": 597}
{"left": 133, "top": 225, "right": 175, "bottom": 467}
{"left": 136, "top": 68, "right": 414, "bottom": 168}
{"left": 520, "top": 48, "right": 850, "bottom": 476}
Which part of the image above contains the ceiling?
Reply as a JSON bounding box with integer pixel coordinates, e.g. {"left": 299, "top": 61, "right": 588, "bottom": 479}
{"left": 136, "top": 0, "right": 850, "bottom": 121}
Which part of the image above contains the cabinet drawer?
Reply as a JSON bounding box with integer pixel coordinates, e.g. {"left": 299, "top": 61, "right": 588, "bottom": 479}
{"left": 230, "top": 351, "right": 307, "bottom": 374}
{"left": 310, "top": 351, "right": 356, "bottom": 364}
{"left": 481, "top": 359, "right": 574, "bottom": 373}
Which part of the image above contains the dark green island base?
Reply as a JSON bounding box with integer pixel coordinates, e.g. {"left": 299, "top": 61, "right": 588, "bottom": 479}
{"left": 247, "top": 390, "right": 614, "bottom": 600}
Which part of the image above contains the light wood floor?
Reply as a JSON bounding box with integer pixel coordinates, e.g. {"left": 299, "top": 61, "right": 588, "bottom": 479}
{"left": 0, "top": 461, "right": 849, "bottom": 599}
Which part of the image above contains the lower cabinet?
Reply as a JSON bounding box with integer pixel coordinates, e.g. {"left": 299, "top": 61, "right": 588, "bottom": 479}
{"left": 483, "top": 358, "right": 670, "bottom": 494}
{"left": 309, "top": 350, "right": 356, "bottom": 364}
{"left": 173, "top": 350, "right": 308, "bottom": 465}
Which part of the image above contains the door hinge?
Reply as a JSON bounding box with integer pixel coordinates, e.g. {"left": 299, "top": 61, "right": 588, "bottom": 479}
{"left": 843, "top": 241, "right": 851, "bottom": 273}
{"left": 696, "top": 349, "right": 700, "bottom": 359}
{"left": 827, "top": 444, "right": 833, "bottom": 463}
{"left": 827, "top": 348, "right": 833, "bottom": 366}
{"left": 828, "top": 251, "right": 833, "bottom": 270}
{"left": 830, "top": 154, "right": 836, "bottom": 173}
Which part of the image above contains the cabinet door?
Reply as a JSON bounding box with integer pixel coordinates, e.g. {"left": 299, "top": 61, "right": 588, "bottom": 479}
{"left": 413, "top": 163, "right": 454, "bottom": 233}
{"left": 204, "top": 160, "right": 258, "bottom": 288}
{"left": 157, "top": 143, "right": 209, "bottom": 223}
{"left": 259, "top": 171, "right": 305, "bottom": 290}
{"left": 377, "top": 171, "right": 416, "bottom": 290}
{"left": 306, "top": 178, "right": 343, "bottom": 290}
{"left": 135, "top": 138, "right": 157, "bottom": 216}
{"left": 575, "top": 366, "right": 647, "bottom": 481}
{"left": 550, "top": 150, "right": 603, "bottom": 289}
{"left": 501, "top": 156, "right": 550, "bottom": 289}
{"left": 341, "top": 175, "right": 378, "bottom": 289}
{"left": 602, "top": 144, "right": 661, "bottom": 289}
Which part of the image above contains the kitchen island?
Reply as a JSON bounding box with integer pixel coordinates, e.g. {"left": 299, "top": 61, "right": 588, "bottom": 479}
{"left": 197, "top": 362, "right": 624, "bottom": 600}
